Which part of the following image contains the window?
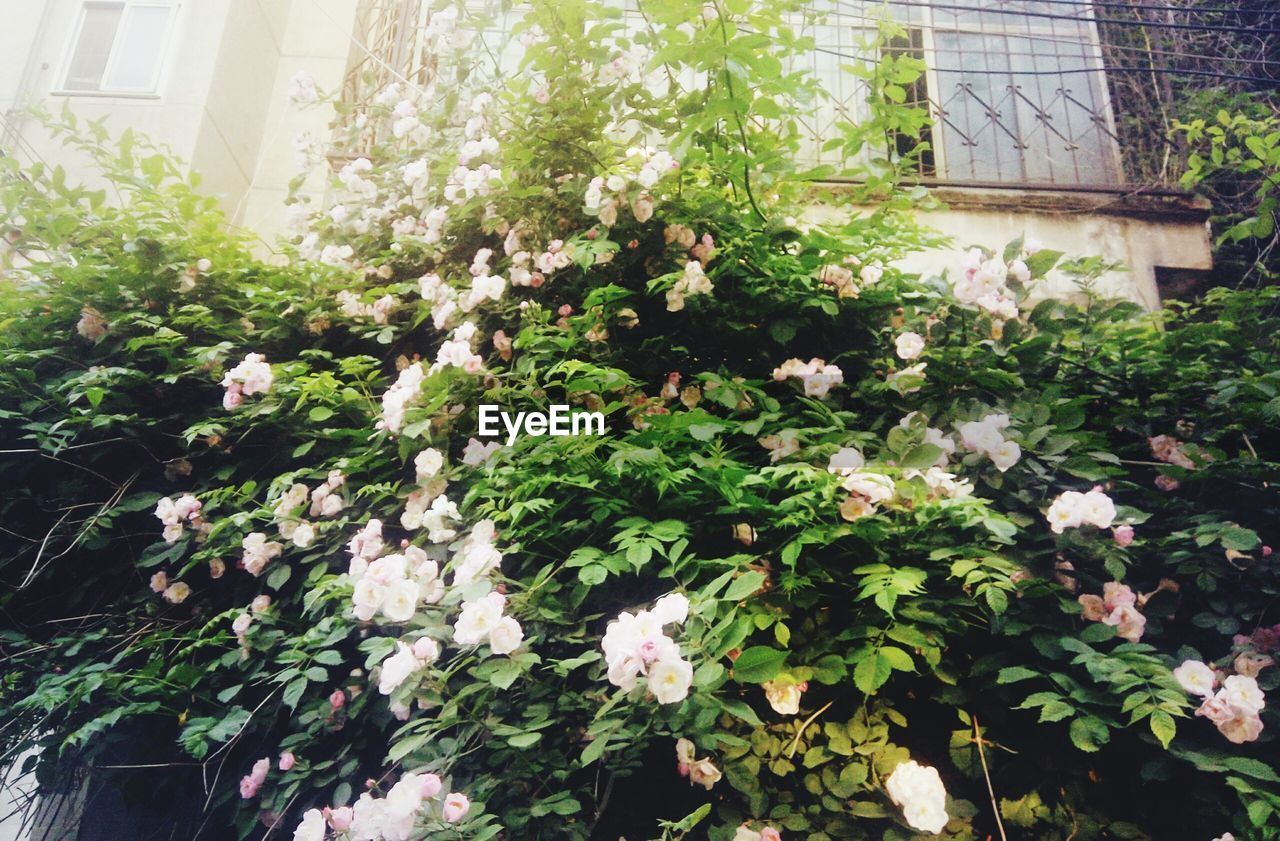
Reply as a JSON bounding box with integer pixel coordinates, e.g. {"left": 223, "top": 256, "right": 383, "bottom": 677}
{"left": 792, "top": 1, "right": 1123, "bottom": 185}
{"left": 61, "top": 1, "right": 176, "bottom": 95}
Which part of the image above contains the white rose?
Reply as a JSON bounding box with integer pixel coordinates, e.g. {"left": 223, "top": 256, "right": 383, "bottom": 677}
{"left": 762, "top": 680, "right": 803, "bottom": 715}
{"left": 651, "top": 592, "right": 690, "bottom": 626}
{"left": 378, "top": 642, "right": 421, "bottom": 695}
{"left": 895, "top": 331, "right": 925, "bottom": 360}
{"left": 291, "top": 521, "right": 315, "bottom": 548}
{"left": 292, "top": 809, "right": 326, "bottom": 841}
{"left": 488, "top": 616, "right": 524, "bottom": 655}
{"left": 380, "top": 578, "right": 421, "bottom": 623}
{"left": 415, "top": 448, "right": 444, "bottom": 482}
{"left": 885, "top": 760, "right": 948, "bottom": 835}
{"left": 988, "top": 440, "right": 1021, "bottom": 473}
{"left": 648, "top": 654, "right": 693, "bottom": 704}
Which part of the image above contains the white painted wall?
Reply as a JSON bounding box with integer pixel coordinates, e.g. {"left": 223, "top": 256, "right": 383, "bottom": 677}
{"left": 0, "top": 0, "right": 357, "bottom": 248}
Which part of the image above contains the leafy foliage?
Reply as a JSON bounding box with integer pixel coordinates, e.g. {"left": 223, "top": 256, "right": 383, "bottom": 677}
{"left": 1, "top": 2, "right": 1278, "bottom": 840}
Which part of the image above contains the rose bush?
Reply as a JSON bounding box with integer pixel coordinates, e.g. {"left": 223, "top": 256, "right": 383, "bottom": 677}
{"left": 1, "top": 1, "right": 1279, "bottom": 840}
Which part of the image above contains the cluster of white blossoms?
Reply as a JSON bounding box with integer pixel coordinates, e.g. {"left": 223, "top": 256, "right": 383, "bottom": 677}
{"left": 378, "top": 637, "right": 441, "bottom": 696}
{"left": 458, "top": 249, "right": 507, "bottom": 313}
{"left": 272, "top": 470, "right": 347, "bottom": 549}
{"left": 1078, "top": 581, "right": 1146, "bottom": 642}
{"left": 584, "top": 147, "right": 678, "bottom": 228}
{"left": 453, "top": 591, "right": 524, "bottom": 654}
{"left": 827, "top": 449, "right": 896, "bottom": 520}
{"left": 596, "top": 44, "right": 649, "bottom": 84}
{"left": 885, "top": 759, "right": 949, "bottom": 834}
{"left": 351, "top": 545, "right": 446, "bottom": 623}
{"left": 338, "top": 157, "right": 378, "bottom": 200}
{"left": 601, "top": 593, "right": 693, "bottom": 704}
{"left": 665, "top": 261, "right": 714, "bottom": 312}
{"left": 221, "top": 353, "right": 274, "bottom": 411}
{"left": 292, "top": 772, "right": 472, "bottom": 841}
{"left": 154, "top": 494, "right": 205, "bottom": 544}
{"left": 957, "top": 413, "right": 1022, "bottom": 473}
{"left": 1045, "top": 487, "right": 1117, "bottom": 533}
{"left": 337, "top": 290, "right": 397, "bottom": 325}
{"left": 771, "top": 357, "right": 844, "bottom": 399}
{"left": 377, "top": 363, "right": 426, "bottom": 434}
{"left": 1175, "top": 660, "right": 1267, "bottom": 744}
{"left": 819, "top": 260, "right": 883, "bottom": 299}
{"left": 241, "top": 531, "right": 284, "bottom": 577}
{"left": 287, "top": 70, "right": 318, "bottom": 105}
{"left": 419, "top": 272, "right": 459, "bottom": 330}
{"left": 148, "top": 570, "right": 190, "bottom": 604}
{"left": 952, "top": 247, "right": 1029, "bottom": 320}
{"left": 430, "top": 321, "right": 485, "bottom": 375}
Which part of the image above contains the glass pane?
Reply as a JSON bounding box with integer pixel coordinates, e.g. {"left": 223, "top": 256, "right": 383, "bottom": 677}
{"left": 63, "top": 3, "right": 124, "bottom": 91}
{"left": 104, "top": 5, "right": 171, "bottom": 90}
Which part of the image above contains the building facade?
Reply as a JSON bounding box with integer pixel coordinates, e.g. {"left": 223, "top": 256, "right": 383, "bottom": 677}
{"left": 0, "top": 0, "right": 1212, "bottom": 307}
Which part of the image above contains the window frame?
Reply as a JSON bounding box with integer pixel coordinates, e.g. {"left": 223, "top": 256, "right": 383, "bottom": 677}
{"left": 54, "top": 0, "right": 180, "bottom": 99}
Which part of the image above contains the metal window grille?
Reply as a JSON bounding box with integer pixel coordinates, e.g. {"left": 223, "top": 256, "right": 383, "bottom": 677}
{"left": 338, "top": 0, "right": 1124, "bottom": 186}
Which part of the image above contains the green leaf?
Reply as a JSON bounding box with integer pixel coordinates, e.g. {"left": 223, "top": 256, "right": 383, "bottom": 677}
{"left": 853, "top": 653, "right": 891, "bottom": 695}
{"left": 1221, "top": 526, "right": 1260, "bottom": 551}
{"left": 810, "top": 655, "right": 847, "bottom": 685}
{"left": 507, "top": 732, "right": 542, "bottom": 748}
{"left": 733, "top": 646, "right": 788, "bottom": 683}
{"left": 1149, "top": 710, "right": 1176, "bottom": 748}
{"left": 997, "top": 666, "right": 1039, "bottom": 684}
{"left": 899, "top": 443, "right": 943, "bottom": 469}
{"left": 308, "top": 406, "right": 334, "bottom": 422}
{"left": 723, "top": 571, "right": 766, "bottom": 602}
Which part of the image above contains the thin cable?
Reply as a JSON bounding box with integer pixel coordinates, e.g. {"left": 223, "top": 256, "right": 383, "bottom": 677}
{"left": 942, "top": 0, "right": 1279, "bottom": 14}
{"left": 818, "top": 7, "right": 1280, "bottom": 67}
{"left": 829, "top": 0, "right": 1280, "bottom": 34}
{"left": 849, "top": 50, "right": 1277, "bottom": 83}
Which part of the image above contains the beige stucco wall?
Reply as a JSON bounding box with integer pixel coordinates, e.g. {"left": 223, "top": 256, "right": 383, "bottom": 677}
{"left": 906, "top": 188, "right": 1213, "bottom": 310}
{"left": 811, "top": 187, "right": 1213, "bottom": 309}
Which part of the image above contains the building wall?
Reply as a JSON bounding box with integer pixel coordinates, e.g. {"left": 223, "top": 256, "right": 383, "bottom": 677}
{"left": 2, "top": 2, "right": 1212, "bottom": 299}
{"left": 0, "top": 0, "right": 358, "bottom": 248}
{"left": 904, "top": 188, "right": 1213, "bottom": 309}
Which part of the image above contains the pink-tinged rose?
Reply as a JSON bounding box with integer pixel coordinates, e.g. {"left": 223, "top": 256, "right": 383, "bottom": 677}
{"left": 1235, "top": 652, "right": 1274, "bottom": 678}
{"left": 239, "top": 776, "right": 261, "bottom": 799}
{"left": 278, "top": 751, "right": 295, "bottom": 771}
{"left": 1173, "top": 660, "right": 1217, "bottom": 698}
{"left": 442, "top": 792, "right": 471, "bottom": 822}
{"left": 325, "top": 806, "right": 353, "bottom": 831}
{"left": 761, "top": 829, "right": 782, "bottom": 841}
{"left": 418, "top": 773, "right": 443, "bottom": 799}
{"left": 1218, "top": 710, "right": 1264, "bottom": 744}
{"left": 1102, "top": 581, "right": 1136, "bottom": 610}
{"left": 1264, "top": 545, "right": 1273, "bottom": 557}
{"left": 329, "top": 689, "right": 346, "bottom": 710}
{"left": 1077, "top": 594, "right": 1106, "bottom": 622}
{"left": 1113, "top": 524, "right": 1135, "bottom": 546}
{"left": 1196, "top": 693, "right": 1235, "bottom": 724}
{"left": 1104, "top": 604, "right": 1146, "bottom": 642}
{"left": 1154, "top": 475, "right": 1180, "bottom": 492}
{"left": 150, "top": 571, "right": 169, "bottom": 593}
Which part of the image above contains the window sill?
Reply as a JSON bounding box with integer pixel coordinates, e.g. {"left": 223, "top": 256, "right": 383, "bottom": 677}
{"left": 48, "top": 90, "right": 162, "bottom": 101}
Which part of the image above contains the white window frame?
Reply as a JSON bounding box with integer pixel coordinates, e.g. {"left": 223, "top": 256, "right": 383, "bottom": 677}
{"left": 54, "top": 0, "right": 180, "bottom": 98}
